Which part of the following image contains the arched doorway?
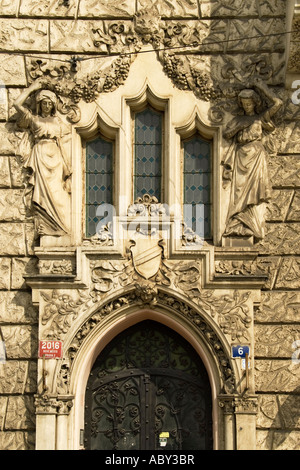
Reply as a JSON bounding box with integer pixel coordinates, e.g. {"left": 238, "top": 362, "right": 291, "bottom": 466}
{"left": 84, "top": 320, "right": 213, "bottom": 450}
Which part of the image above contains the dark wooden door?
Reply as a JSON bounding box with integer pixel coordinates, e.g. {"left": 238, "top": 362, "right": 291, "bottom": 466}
{"left": 84, "top": 321, "right": 213, "bottom": 450}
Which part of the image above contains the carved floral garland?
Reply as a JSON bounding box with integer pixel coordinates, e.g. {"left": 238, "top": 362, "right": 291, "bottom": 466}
{"left": 25, "top": 7, "right": 286, "bottom": 125}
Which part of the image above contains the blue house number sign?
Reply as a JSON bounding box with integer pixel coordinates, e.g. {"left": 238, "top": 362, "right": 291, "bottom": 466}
{"left": 232, "top": 345, "right": 250, "bottom": 358}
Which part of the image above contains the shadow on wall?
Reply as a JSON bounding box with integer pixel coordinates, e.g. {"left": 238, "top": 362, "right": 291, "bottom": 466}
{"left": 263, "top": 386, "right": 300, "bottom": 450}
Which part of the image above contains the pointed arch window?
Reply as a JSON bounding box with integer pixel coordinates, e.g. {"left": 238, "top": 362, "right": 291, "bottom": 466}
{"left": 134, "top": 107, "right": 162, "bottom": 201}
{"left": 85, "top": 136, "right": 113, "bottom": 237}
{"left": 183, "top": 135, "right": 212, "bottom": 239}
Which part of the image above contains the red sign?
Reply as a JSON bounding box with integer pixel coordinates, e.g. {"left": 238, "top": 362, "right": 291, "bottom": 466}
{"left": 39, "top": 340, "right": 62, "bottom": 359}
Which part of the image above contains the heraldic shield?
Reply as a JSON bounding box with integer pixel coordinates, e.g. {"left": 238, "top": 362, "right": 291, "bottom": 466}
{"left": 130, "top": 237, "right": 163, "bottom": 279}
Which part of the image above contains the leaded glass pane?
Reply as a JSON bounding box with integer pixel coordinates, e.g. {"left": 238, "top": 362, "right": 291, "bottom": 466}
{"left": 135, "top": 176, "right": 161, "bottom": 198}
{"left": 86, "top": 137, "right": 113, "bottom": 237}
{"left": 184, "top": 173, "right": 210, "bottom": 204}
{"left": 184, "top": 136, "right": 211, "bottom": 238}
{"left": 183, "top": 203, "right": 212, "bottom": 239}
{"left": 134, "top": 108, "right": 162, "bottom": 201}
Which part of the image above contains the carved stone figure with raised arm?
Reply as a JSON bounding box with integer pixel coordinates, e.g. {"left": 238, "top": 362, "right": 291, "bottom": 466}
{"left": 14, "top": 79, "right": 72, "bottom": 238}
{"left": 222, "top": 78, "right": 282, "bottom": 241}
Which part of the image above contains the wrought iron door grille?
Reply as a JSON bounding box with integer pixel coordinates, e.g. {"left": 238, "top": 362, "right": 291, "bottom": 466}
{"left": 85, "top": 321, "right": 213, "bottom": 450}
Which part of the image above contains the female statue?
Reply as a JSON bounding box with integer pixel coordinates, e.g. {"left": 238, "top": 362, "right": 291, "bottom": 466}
{"left": 222, "top": 78, "right": 282, "bottom": 241}
{"left": 14, "top": 79, "right": 71, "bottom": 237}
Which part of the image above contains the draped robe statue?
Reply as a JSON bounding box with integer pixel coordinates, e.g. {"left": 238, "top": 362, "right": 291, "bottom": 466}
{"left": 14, "top": 80, "right": 71, "bottom": 237}
{"left": 222, "top": 80, "right": 282, "bottom": 241}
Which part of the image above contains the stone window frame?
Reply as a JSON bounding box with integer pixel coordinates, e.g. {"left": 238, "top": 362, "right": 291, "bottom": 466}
{"left": 182, "top": 132, "right": 213, "bottom": 239}
{"left": 175, "top": 111, "right": 222, "bottom": 247}
{"left": 126, "top": 85, "right": 169, "bottom": 208}
{"left": 133, "top": 105, "right": 164, "bottom": 203}
{"left": 72, "top": 84, "right": 222, "bottom": 248}
{"left": 84, "top": 134, "right": 115, "bottom": 238}
{"left": 72, "top": 110, "right": 119, "bottom": 246}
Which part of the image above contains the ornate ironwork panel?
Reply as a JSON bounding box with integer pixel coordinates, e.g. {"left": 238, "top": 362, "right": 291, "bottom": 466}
{"left": 85, "top": 321, "right": 212, "bottom": 450}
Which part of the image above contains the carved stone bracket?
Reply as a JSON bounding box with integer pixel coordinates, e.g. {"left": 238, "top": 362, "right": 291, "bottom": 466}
{"left": 219, "top": 395, "right": 258, "bottom": 415}
{"left": 83, "top": 222, "right": 114, "bottom": 247}
{"left": 233, "top": 396, "right": 258, "bottom": 415}
{"left": 34, "top": 394, "right": 74, "bottom": 416}
{"left": 127, "top": 194, "right": 167, "bottom": 217}
{"left": 181, "top": 222, "right": 203, "bottom": 246}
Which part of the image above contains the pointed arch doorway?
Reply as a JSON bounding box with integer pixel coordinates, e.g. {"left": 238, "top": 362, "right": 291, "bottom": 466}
{"left": 84, "top": 320, "right": 213, "bottom": 450}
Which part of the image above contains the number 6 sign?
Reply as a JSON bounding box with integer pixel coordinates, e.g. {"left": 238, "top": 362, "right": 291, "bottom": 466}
{"left": 232, "top": 345, "right": 250, "bottom": 358}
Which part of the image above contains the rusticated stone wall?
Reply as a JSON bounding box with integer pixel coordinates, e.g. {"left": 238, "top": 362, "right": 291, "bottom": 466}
{"left": 0, "top": 0, "right": 299, "bottom": 450}
{"left": 0, "top": 19, "right": 38, "bottom": 449}
{"left": 255, "top": 155, "right": 300, "bottom": 449}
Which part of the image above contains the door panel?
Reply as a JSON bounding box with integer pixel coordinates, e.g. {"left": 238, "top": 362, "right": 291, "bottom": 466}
{"left": 85, "top": 321, "right": 213, "bottom": 450}
{"left": 154, "top": 374, "right": 210, "bottom": 450}
{"left": 89, "top": 373, "right": 143, "bottom": 450}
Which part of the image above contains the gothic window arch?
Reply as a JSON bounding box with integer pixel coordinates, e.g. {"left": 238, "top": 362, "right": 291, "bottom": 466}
{"left": 74, "top": 111, "right": 119, "bottom": 242}
{"left": 176, "top": 113, "right": 216, "bottom": 243}
{"left": 76, "top": 87, "right": 221, "bottom": 245}
{"left": 126, "top": 85, "right": 169, "bottom": 208}
{"left": 133, "top": 106, "right": 163, "bottom": 201}
{"left": 85, "top": 135, "right": 114, "bottom": 237}
{"left": 183, "top": 134, "right": 212, "bottom": 239}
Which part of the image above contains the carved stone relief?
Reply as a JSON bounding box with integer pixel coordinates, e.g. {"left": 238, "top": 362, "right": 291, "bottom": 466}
{"left": 255, "top": 360, "right": 300, "bottom": 393}
{"left": 13, "top": 81, "right": 73, "bottom": 239}
{"left": 0, "top": 0, "right": 287, "bottom": 19}
{"left": 35, "top": 245, "right": 260, "bottom": 400}
{"left": 0, "top": 431, "right": 35, "bottom": 451}
{"left": 258, "top": 224, "right": 300, "bottom": 255}
{"left": 20, "top": 5, "right": 287, "bottom": 113}
{"left": 79, "top": 0, "right": 135, "bottom": 17}
{"left": 4, "top": 396, "right": 35, "bottom": 430}
{"left": 10, "top": 5, "right": 289, "bottom": 252}
{"left": 221, "top": 79, "right": 282, "bottom": 243}
{"left": 257, "top": 394, "right": 300, "bottom": 431}
{"left": 19, "top": 0, "right": 76, "bottom": 17}
{"left": 201, "top": 0, "right": 285, "bottom": 18}
{"left": 0, "top": 19, "right": 48, "bottom": 52}
{"left": 255, "top": 291, "right": 300, "bottom": 324}
{"left": 40, "top": 289, "right": 89, "bottom": 339}
{"left": 0, "top": 361, "right": 36, "bottom": 394}
{"left": 61, "top": 286, "right": 237, "bottom": 396}
{"left": 286, "top": 16, "right": 300, "bottom": 74}
{"left": 34, "top": 394, "right": 73, "bottom": 415}
{"left": 275, "top": 258, "right": 300, "bottom": 289}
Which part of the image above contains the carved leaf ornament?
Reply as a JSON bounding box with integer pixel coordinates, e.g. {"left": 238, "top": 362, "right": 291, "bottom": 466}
{"left": 25, "top": 6, "right": 284, "bottom": 126}
{"left": 39, "top": 255, "right": 254, "bottom": 396}
{"left": 59, "top": 286, "right": 237, "bottom": 395}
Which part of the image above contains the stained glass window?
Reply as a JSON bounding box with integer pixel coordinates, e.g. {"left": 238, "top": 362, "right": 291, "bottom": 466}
{"left": 134, "top": 107, "right": 162, "bottom": 201}
{"left": 85, "top": 137, "right": 113, "bottom": 237}
{"left": 183, "top": 136, "right": 212, "bottom": 238}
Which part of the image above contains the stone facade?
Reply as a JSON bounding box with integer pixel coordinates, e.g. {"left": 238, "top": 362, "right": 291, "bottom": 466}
{"left": 0, "top": 0, "right": 299, "bottom": 451}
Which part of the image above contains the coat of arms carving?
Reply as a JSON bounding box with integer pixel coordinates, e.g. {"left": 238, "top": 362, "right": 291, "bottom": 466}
{"left": 130, "top": 236, "right": 163, "bottom": 280}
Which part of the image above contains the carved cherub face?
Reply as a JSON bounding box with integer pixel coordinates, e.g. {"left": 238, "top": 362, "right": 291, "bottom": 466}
{"left": 40, "top": 98, "right": 54, "bottom": 117}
